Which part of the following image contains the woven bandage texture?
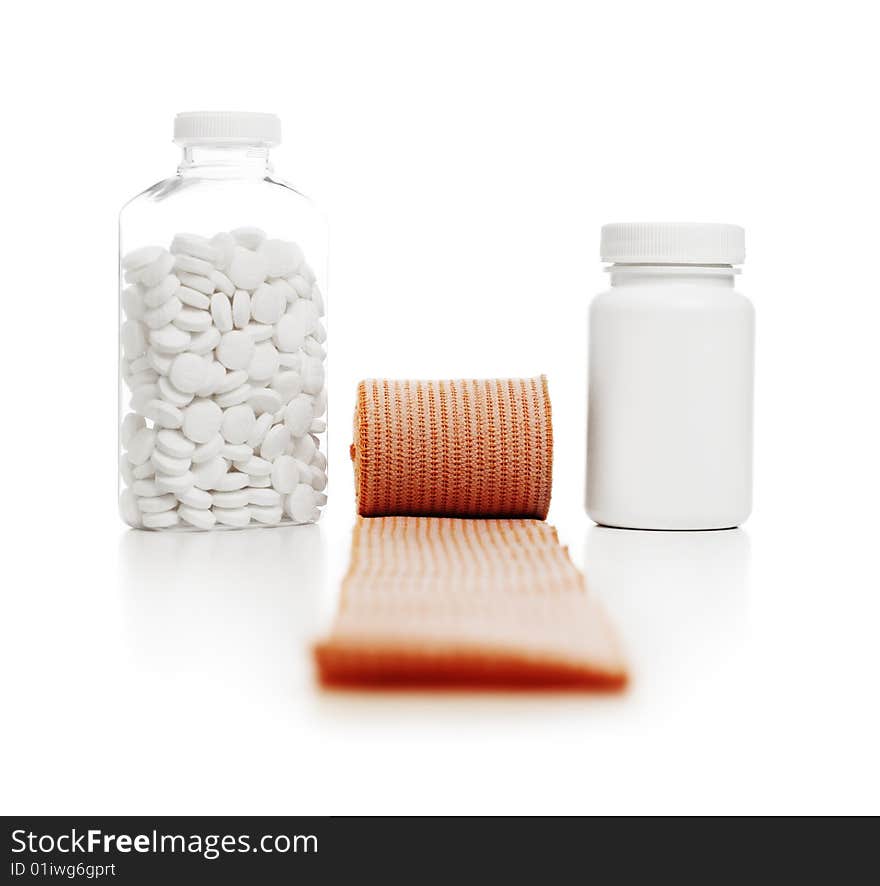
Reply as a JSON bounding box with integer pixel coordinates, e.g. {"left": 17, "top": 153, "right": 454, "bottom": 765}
{"left": 314, "top": 517, "right": 627, "bottom": 687}
{"left": 352, "top": 377, "right": 553, "bottom": 519}
{"left": 314, "top": 376, "right": 627, "bottom": 689}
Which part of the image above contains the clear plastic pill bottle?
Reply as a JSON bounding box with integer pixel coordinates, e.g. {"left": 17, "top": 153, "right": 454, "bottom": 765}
{"left": 118, "top": 112, "right": 328, "bottom": 530}
{"left": 586, "top": 223, "right": 754, "bottom": 530}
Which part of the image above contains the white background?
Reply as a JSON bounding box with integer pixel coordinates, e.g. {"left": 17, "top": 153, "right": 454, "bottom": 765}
{"left": 2, "top": 0, "right": 878, "bottom": 815}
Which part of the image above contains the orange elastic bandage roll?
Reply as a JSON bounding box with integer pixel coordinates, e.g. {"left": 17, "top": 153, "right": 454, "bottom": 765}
{"left": 314, "top": 376, "right": 627, "bottom": 689}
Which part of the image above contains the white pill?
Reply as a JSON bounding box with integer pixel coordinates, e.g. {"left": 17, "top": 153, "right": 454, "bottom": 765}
{"left": 249, "top": 387, "right": 283, "bottom": 416}
{"left": 151, "top": 448, "right": 191, "bottom": 476}
{"left": 310, "top": 419, "right": 327, "bottom": 434}
{"left": 122, "top": 285, "right": 145, "bottom": 321}
{"left": 143, "top": 275, "right": 181, "bottom": 309}
{"left": 271, "top": 455, "right": 300, "bottom": 493}
{"left": 171, "top": 233, "right": 218, "bottom": 263}
{"left": 248, "top": 475, "right": 272, "bottom": 488}
{"left": 126, "top": 367, "right": 159, "bottom": 390}
{"left": 260, "top": 425, "right": 291, "bottom": 461}
{"left": 273, "top": 313, "right": 306, "bottom": 352}
{"left": 174, "top": 254, "right": 213, "bottom": 276}
{"left": 132, "top": 478, "right": 162, "bottom": 497}
{"left": 246, "top": 412, "right": 273, "bottom": 448}
{"left": 221, "top": 443, "right": 253, "bottom": 461}
{"left": 216, "top": 330, "right": 254, "bottom": 370}
{"left": 210, "top": 232, "right": 236, "bottom": 270}
{"left": 138, "top": 493, "right": 177, "bottom": 514}
{"left": 251, "top": 283, "right": 286, "bottom": 324}
{"left": 270, "top": 278, "right": 296, "bottom": 304}
{"left": 143, "top": 510, "right": 180, "bottom": 529}
{"left": 189, "top": 326, "right": 221, "bottom": 356}
{"left": 250, "top": 504, "right": 283, "bottom": 525}
{"left": 247, "top": 487, "right": 282, "bottom": 508}
{"left": 145, "top": 399, "right": 184, "bottom": 429}
{"left": 232, "top": 289, "right": 251, "bottom": 330}
{"left": 121, "top": 413, "right": 146, "bottom": 448}
{"left": 315, "top": 493, "right": 327, "bottom": 507}
{"left": 272, "top": 370, "right": 302, "bottom": 402}
{"left": 150, "top": 325, "right": 192, "bottom": 355}
{"left": 145, "top": 351, "right": 170, "bottom": 378}
{"left": 157, "top": 375, "right": 194, "bottom": 407}
{"left": 173, "top": 307, "right": 212, "bottom": 333}
{"left": 235, "top": 455, "right": 272, "bottom": 477}
{"left": 211, "top": 489, "right": 250, "bottom": 509}
{"left": 130, "top": 383, "right": 158, "bottom": 414}
{"left": 210, "top": 269, "right": 235, "bottom": 296}
{"left": 214, "top": 383, "right": 252, "bottom": 409}
{"left": 310, "top": 468, "right": 327, "bottom": 492}
{"left": 291, "top": 297, "right": 319, "bottom": 334}
{"left": 121, "top": 320, "right": 147, "bottom": 360}
{"left": 210, "top": 292, "right": 233, "bottom": 332}
{"left": 192, "top": 456, "right": 228, "bottom": 490}
{"left": 311, "top": 321, "right": 327, "bottom": 344}
{"left": 277, "top": 351, "right": 302, "bottom": 370}
{"left": 123, "top": 245, "right": 164, "bottom": 271}
{"left": 231, "top": 227, "right": 266, "bottom": 250}
{"left": 258, "top": 239, "right": 303, "bottom": 277}
{"left": 245, "top": 322, "right": 274, "bottom": 342}
{"left": 283, "top": 395, "right": 314, "bottom": 437}
{"left": 287, "top": 274, "right": 311, "bottom": 299}
{"left": 119, "top": 489, "right": 141, "bottom": 527}
{"left": 144, "top": 295, "right": 183, "bottom": 330}
{"left": 247, "top": 342, "right": 280, "bottom": 382}
{"left": 312, "top": 450, "right": 327, "bottom": 472}
{"left": 300, "top": 262, "right": 316, "bottom": 285}
{"left": 137, "top": 251, "right": 175, "bottom": 287}
{"left": 132, "top": 461, "right": 155, "bottom": 480}
{"left": 167, "top": 352, "right": 208, "bottom": 394}
{"left": 221, "top": 403, "right": 256, "bottom": 444}
{"left": 313, "top": 388, "right": 327, "bottom": 417}
{"left": 179, "top": 505, "right": 216, "bottom": 529}
{"left": 285, "top": 483, "right": 319, "bottom": 523}
{"left": 190, "top": 432, "right": 224, "bottom": 463}
{"left": 301, "top": 357, "right": 325, "bottom": 396}
{"left": 176, "top": 271, "right": 214, "bottom": 295}
{"left": 213, "top": 471, "right": 250, "bottom": 492}
{"left": 155, "top": 471, "right": 195, "bottom": 494}
{"left": 177, "top": 487, "right": 213, "bottom": 509}
{"left": 129, "top": 354, "right": 152, "bottom": 373}
{"left": 177, "top": 286, "right": 211, "bottom": 309}
{"left": 156, "top": 428, "right": 196, "bottom": 459}
{"left": 228, "top": 247, "right": 268, "bottom": 290}
{"left": 292, "top": 433, "right": 317, "bottom": 464}
{"left": 213, "top": 506, "right": 251, "bottom": 528}
{"left": 196, "top": 359, "right": 226, "bottom": 397}
{"left": 183, "top": 399, "right": 223, "bottom": 443}
{"left": 303, "top": 338, "right": 326, "bottom": 360}
{"left": 117, "top": 447, "right": 135, "bottom": 479}
{"left": 213, "top": 368, "right": 248, "bottom": 395}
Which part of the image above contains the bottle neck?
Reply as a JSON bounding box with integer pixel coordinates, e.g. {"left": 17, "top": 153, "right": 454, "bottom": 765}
{"left": 178, "top": 143, "right": 272, "bottom": 179}
{"left": 608, "top": 264, "right": 737, "bottom": 288}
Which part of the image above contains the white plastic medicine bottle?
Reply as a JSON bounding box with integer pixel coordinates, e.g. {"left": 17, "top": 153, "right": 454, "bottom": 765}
{"left": 586, "top": 223, "right": 754, "bottom": 530}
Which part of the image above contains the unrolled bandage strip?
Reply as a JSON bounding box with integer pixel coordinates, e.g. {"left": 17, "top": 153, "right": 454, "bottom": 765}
{"left": 314, "top": 377, "right": 627, "bottom": 688}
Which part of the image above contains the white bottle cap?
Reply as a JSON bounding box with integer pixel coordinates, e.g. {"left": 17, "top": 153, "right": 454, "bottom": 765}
{"left": 601, "top": 223, "right": 745, "bottom": 265}
{"left": 173, "top": 112, "right": 281, "bottom": 147}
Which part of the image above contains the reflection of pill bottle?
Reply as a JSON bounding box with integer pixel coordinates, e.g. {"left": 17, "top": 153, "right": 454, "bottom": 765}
{"left": 118, "top": 112, "right": 328, "bottom": 531}
{"left": 586, "top": 223, "right": 754, "bottom": 530}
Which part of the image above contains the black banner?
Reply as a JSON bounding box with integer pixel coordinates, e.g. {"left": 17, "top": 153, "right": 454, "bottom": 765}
{"left": 1, "top": 815, "right": 863, "bottom": 883}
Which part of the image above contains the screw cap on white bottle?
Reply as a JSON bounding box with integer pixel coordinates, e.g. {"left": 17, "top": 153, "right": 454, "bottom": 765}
{"left": 601, "top": 223, "right": 745, "bottom": 266}
{"left": 173, "top": 112, "right": 281, "bottom": 147}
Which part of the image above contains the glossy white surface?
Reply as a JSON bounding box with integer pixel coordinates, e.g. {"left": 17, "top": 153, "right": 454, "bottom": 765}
{"left": 2, "top": 0, "right": 878, "bottom": 815}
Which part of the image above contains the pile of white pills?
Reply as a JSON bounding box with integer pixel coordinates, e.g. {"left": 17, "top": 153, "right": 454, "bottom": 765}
{"left": 119, "top": 228, "right": 327, "bottom": 530}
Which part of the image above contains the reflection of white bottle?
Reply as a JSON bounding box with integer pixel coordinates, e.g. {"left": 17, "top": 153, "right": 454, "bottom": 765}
{"left": 587, "top": 224, "right": 754, "bottom": 530}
